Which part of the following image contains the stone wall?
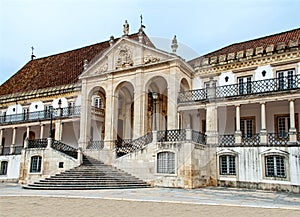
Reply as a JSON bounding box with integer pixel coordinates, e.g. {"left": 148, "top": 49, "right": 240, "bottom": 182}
{"left": 113, "top": 141, "right": 210, "bottom": 189}
{"left": 19, "top": 148, "right": 78, "bottom": 185}
{"left": 0, "top": 155, "right": 21, "bottom": 182}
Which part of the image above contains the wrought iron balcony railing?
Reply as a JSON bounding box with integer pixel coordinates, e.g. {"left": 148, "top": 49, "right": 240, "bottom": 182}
{"left": 241, "top": 134, "right": 260, "bottom": 146}
{"left": 178, "top": 74, "right": 300, "bottom": 103}
{"left": 28, "top": 138, "right": 48, "bottom": 148}
{"left": 157, "top": 129, "right": 187, "bottom": 142}
{"left": 0, "top": 106, "right": 80, "bottom": 125}
{"left": 267, "top": 133, "right": 289, "bottom": 146}
{"left": 192, "top": 130, "right": 206, "bottom": 144}
{"left": 87, "top": 140, "right": 104, "bottom": 150}
{"left": 218, "top": 134, "right": 235, "bottom": 146}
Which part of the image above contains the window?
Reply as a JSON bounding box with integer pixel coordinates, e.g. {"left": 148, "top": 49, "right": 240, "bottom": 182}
{"left": 238, "top": 76, "right": 252, "bottom": 95}
{"left": 277, "top": 69, "right": 295, "bottom": 90}
{"left": 265, "top": 155, "right": 286, "bottom": 178}
{"left": 219, "top": 155, "right": 236, "bottom": 175}
{"left": 94, "top": 97, "right": 103, "bottom": 109}
{"left": 240, "top": 117, "right": 255, "bottom": 138}
{"left": 0, "top": 161, "right": 8, "bottom": 175}
{"left": 45, "top": 105, "right": 52, "bottom": 118}
{"left": 30, "top": 156, "right": 42, "bottom": 173}
{"left": 68, "top": 101, "right": 75, "bottom": 115}
{"left": 23, "top": 108, "right": 29, "bottom": 121}
{"left": 274, "top": 114, "right": 298, "bottom": 138}
{"left": 157, "top": 152, "right": 175, "bottom": 174}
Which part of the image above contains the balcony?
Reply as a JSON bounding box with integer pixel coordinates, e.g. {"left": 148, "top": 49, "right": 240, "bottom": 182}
{"left": 218, "top": 133, "right": 298, "bottom": 147}
{"left": 178, "top": 74, "right": 300, "bottom": 104}
{"left": 0, "top": 106, "right": 80, "bottom": 125}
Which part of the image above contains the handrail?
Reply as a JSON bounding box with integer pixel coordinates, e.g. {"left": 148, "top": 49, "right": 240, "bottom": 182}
{"left": 115, "top": 132, "right": 153, "bottom": 158}
{"left": 178, "top": 74, "right": 300, "bottom": 103}
{"left": 51, "top": 140, "right": 78, "bottom": 159}
{"left": 0, "top": 106, "right": 80, "bottom": 125}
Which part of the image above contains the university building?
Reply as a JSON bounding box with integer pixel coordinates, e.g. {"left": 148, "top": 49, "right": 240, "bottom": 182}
{"left": 0, "top": 22, "right": 299, "bottom": 192}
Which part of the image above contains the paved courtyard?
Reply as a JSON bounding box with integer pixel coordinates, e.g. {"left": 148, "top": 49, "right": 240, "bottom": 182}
{"left": 0, "top": 183, "right": 300, "bottom": 216}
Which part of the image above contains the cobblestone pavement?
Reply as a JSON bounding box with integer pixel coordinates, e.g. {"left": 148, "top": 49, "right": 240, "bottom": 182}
{"left": 0, "top": 183, "right": 300, "bottom": 210}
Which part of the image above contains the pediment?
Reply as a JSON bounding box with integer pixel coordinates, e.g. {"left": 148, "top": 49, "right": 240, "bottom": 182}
{"left": 80, "top": 37, "right": 177, "bottom": 78}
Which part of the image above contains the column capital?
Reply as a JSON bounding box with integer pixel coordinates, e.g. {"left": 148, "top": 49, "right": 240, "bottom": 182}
{"left": 288, "top": 98, "right": 295, "bottom": 102}
{"left": 235, "top": 104, "right": 241, "bottom": 107}
{"left": 260, "top": 101, "right": 266, "bottom": 105}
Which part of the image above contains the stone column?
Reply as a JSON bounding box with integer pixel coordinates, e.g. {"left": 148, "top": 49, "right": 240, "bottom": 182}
{"left": 205, "top": 103, "right": 218, "bottom": 186}
{"left": 10, "top": 127, "right": 17, "bottom": 154}
{"left": 289, "top": 99, "right": 297, "bottom": 143}
{"left": 79, "top": 79, "right": 91, "bottom": 149}
{"left": 235, "top": 105, "right": 242, "bottom": 144}
{"left": 0, "top": 129, "right": 3, "bottom": 154}
{"left": 133, "top": 70, "right": 146, "bottom": 138}
{"left": 205, "top": 104, "right": 218, "bottom": 145}
{"left": 260, "top": 102, "right": 267, "bottom": 145}
{"left": 167, "top": 66, "right": 179, "bottom": 130}
{"left": 104, "top": 78, "right": 117, "bottom": 149}
{"left": 55, "top": 121, "right": 63, "bottom": 141}
{"left": 24, "top": 126, "right": 30, "bottom": 148}
{"left": 40, "top": 124, "right": 44, "bottom": 139}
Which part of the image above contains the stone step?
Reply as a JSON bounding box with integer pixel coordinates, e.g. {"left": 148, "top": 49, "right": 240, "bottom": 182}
{"left": 23, "top": 185, "right": 150, "bottom": 190}
{"left": 23, "top": 155, "right": 150, "bottom": 190}
{"left": 37, "top": 181, "right": 147, "bottom": 185}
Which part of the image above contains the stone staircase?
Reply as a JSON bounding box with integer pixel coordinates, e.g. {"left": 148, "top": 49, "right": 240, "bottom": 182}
{"left": 23, "top": 156, "right": 151, "bottom": 190}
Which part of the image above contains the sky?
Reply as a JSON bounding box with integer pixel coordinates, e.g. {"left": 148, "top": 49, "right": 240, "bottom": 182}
{"left": 0, "top": 0, "right": 299, "bottom": 85}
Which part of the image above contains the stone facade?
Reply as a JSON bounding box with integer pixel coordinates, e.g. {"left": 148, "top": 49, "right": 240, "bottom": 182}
{"left": 0, "top": 25, "right": 299, "bottom": 192}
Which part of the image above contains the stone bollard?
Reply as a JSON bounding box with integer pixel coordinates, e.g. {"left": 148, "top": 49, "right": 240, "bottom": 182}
{"left": 47, "top": 138, "right": 53, "bottom": 149}
{"left": 77, "top": 147, "right": 83, "bottom": 165}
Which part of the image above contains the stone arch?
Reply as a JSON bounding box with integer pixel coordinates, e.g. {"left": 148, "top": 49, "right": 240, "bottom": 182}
{"left": 180, "top": 77, "right": 190, "bottom": 92}
{"left": 145, "top": 76, "right": 168, "bottom": 132}
{"left": 114, "top": 81, "right": 135, "bottom": 140}
{"left": 88, "top": 86, "right": 106, "bottom": 141}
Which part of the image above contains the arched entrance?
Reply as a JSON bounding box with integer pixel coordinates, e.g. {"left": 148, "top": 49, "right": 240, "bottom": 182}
{"left": 89, "top": 87, "right": 106, "bottom": 141}
{"left": 146, "top": 76, "right": 168, "bottom": 132}
{"left": 115, "top": 82, "right": 134, "bottom": 140}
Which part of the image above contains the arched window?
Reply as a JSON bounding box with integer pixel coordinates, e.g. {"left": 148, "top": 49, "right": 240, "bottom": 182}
{"left": 219, "top": 155, "right": 236, "bottom": 175}
{"left": 0, "top": 161, "right": 8, "bottom": 175}
{"left": 265, "top": 155, "right": 286, "bottom": 178}
{"left": 30, "top": 156, "right": 42, "bottom": 173}
{"left": 157, "top": 152, "right": 175, "bottom": 174}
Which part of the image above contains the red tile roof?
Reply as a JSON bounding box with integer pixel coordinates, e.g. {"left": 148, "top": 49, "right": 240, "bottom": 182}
{"left": 189, "top": 28, "right": 300, "bottom": 67}
{"left": 0, "top": 31, "right": 154, "bottom": 96}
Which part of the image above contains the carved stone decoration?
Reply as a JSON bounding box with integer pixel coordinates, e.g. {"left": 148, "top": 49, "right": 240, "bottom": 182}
{"left": 123, "top": 20, "right": 129, "bottom": 36}
{"left": 289, "top": 39, "right": 298, "bottom": 48}
{"left": 210, "top": 56, "right": 218, "bottom": 64}
{"left": 266, "top": 44, "right": 274, "bottom": 55}
{"left": 95, "top": 61, "right": 108, "bottom": 74}
{"left": 144, "top": 55, "right": 160, "bottom": 64}
{"left": 255, "top": 46, "right": 264, "bottom": 56}
{"left": 227, "top": 52, "right": 236, "bottom": 61}
{"left": 115, "top": 45, "right": 134, "bottom": 69}
{"left": 276, "top": 42, "right": 286, "bottom": 53}
{"left": 246, "top": 48, "right": 254, "bottom": 57}
{"left": 202, "top": 58, "right": 209, "bottom": 66}
{"left": 219, "top": 54, "right": 226, "bottom": 62}
{"left": 237, "top": 51, "right": 244, "bottom": 59}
